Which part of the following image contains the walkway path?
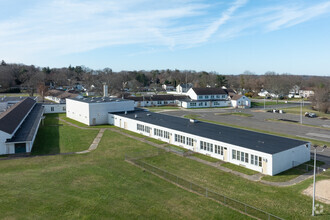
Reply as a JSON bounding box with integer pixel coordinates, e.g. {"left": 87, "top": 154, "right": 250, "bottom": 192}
{"left": 76, "top": 128, "right": 106, "bottom": 154}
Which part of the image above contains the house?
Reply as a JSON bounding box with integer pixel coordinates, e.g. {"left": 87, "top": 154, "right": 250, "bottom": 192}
{"left": 109, "top": 110, "right": 310, "bottom": 176}
{"left": 179, "top": 88, "right": 231, "bottom": 108}
{"left": 125, "top": 95, "right": 187, "bottom": 107}
{"left": 43, "top": 103, "right": 66, "bottom": 113}
{"left": 45, "top": 89, "right": 83, "bottom": 103}
{"left": 230, "top": 94, "right": 251, "bottom": 108}
{"left": 162, "top": 84, "right": 175, "bottom": 91}
{"left": 299, "top": 88, "right": 314, "bottom": 98}
{"left": 176, "top": 83, "right": 193, "bottom": 94}
{"left": 0, "top": 96, "right": 35, "bottom": 112}
{"left": 66, "top": 97, "right": 134, "bottom": 126}
{"left": 0, "top": 98, "right": 44, "bottom": 155}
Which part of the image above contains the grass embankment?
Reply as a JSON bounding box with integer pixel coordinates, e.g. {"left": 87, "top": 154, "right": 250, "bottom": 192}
{"left": 32, "top": 114, "right": 98, "bottom": 154}
{"left": 282, "top": 106, "right": 330, "bottom": 119}
{"left": 184, "top": 114, "right": 330, "bottom": 147}
{"left": 142, "top": 152, "right": 330, "bottom": 219}
{"left": 221, "top": 163, "right": 258, "bottom": 175}
{"left": 262, "top": 160, "right": 326, "bottom": 182}
{"left": 0, "top": 130, "right": 249, "bottom": 219}
{"left": 215, "top": 112, "right": 253, "bottom": 117}
{"left": 192, "top": 153, "right": 220, "bottom": 163}
{"left": 251, "top": 101, "right": 286, "bottom": 107}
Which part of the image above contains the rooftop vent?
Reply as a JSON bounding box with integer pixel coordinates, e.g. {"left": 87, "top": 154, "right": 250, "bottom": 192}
{"left": 257, "top": 140, "right": 264, "bottom": 144}
{"left": 190, "top": 119, "right": 198, "bottom": 123}
{"left": 125, "top": 111, "right": 127, "bottom": 115}
{"left": 147, "top": 113, "right": 151, "bottom": 116}
{"left": 135, "top": 114, "right": 138, "bottom": 118}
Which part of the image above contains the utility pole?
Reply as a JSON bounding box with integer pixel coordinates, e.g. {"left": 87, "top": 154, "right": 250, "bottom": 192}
{"left": 300, "top": 98, "right": 303, "bottom": 124}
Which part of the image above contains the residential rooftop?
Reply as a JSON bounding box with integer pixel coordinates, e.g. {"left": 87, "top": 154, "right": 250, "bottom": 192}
{"left": 191, "top": 88, "right": 227, "bottom": 95}
{"left": 0, "top": 98, "right": 36, "bottom": 134}
{"left": 67, "top": 97, "right": 133, "bottom": 103}
{"left": 113, "top": 110, "right": 307, "bottom": 154}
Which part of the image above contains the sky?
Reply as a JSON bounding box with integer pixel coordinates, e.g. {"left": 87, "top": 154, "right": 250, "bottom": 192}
{"left": 1, "top": 0, "right": 330, "bottom": 75}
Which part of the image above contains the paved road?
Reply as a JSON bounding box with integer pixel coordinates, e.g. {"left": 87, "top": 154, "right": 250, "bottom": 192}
{"left": 162, "top": 108, "right": 330, "bottom": 149}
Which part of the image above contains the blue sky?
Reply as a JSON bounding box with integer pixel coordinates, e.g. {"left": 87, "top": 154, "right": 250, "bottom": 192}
{"left": 1, "top": 0, "right": 330, "bottom": 75}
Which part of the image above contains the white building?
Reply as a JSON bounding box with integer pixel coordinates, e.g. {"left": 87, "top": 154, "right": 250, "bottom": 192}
{"left": 178, "top": 88, "right": 250, "bottom": 109}
{"left": 45, "top": 89, "right": 83, "bottom": 103}
{"left": 0, "top": 98, "right": 44, "bottom": 155}
{"left": 43, "top": 103, "right": 66, "bottom": 114}
{"left": 66, "top": 97, "right": 134, "bottom": 126}
{"left": 126, "top": 95, "right": 187, "bottom": 107}
{"left": 176, "top": 83, "right": 193, "bottom": 94}
{"left": 230, "top": 95, "right": 251, "bottom": 108}
{"left": 162, "top": 84, "right": 175, "bottom": 91}
{"left": 109, "top": 110, "right": 310, "bottom": 176}
{"left": 0, "top": 96, "right": 34, "bottom": 112}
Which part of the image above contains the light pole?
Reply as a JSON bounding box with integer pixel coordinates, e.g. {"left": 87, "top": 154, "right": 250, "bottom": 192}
{"left": 300, "top": 98, "right": 303, "bottom": 124}
{"left": 312, "top": 144, "right": 327, "bottom": 216}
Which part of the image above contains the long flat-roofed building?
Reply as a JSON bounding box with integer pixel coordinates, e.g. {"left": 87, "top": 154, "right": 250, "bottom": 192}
{"left": 109, "top": 110, "right": 310, "bottom": 176}
{"left": 0, "top": 97, "right": 44, "bottom": 155}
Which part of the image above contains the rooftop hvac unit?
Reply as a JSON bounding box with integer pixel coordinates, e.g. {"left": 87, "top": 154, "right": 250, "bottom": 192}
{"left": 147, "top": 113, "right": 151, "bottom": 116}
{"left": 189, "top": 119, "right": 198, "bottom": 123}
{"left": 135, "top": 114, "right": 138, "bottom": 118}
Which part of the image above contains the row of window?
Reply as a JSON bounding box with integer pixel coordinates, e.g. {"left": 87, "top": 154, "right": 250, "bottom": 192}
{"left": 154, "top": 128, "right": 170, "bottom": 139}
{"left": 232, "top": 150, "right": 262, "bottom": 167}
{"left": 200, "top": 141, "right": 213, "bottom": 152}
{"left": 175, "top": 134, "right": 186, "bottom": 144}
{"left": 137, "top": 124, "right": 151, "bottom": 133}
{"left": 198, "top": 95, "right": 226, "bottom": 99}
{"left": 214, "top": 145, "right": 224, "bottom": 155}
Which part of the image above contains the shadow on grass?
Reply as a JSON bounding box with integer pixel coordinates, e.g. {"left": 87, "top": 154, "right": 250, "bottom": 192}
{"left": 31, "top": 114, "right": 60, "bottom": 155}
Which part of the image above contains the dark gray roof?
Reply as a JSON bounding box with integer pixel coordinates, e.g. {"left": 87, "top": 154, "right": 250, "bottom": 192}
{"left": 0, "top": 98, "right": 36, "bottom": 134}
{"left": 6, "top": 104, "right": 44, "bottom": 143}
{"left": 178, "top": 83, "right": 193, "bottom": 89}
{"left": 114, "top": 110, "right": 307, "bottom": 154}
{"left": 0, "top": 96, "right": 32, "bottom": 103}
{"left": 67, "top": 97, "right": 133, "bottom": 103}
{"left": 192, "top": 88, "right": 227, "bottom": 95}
{"left": 180, "top": 98, "right": 228, "bottom": 102}
{"left": 126, "top": 95, "right": 187, "bottom": 102}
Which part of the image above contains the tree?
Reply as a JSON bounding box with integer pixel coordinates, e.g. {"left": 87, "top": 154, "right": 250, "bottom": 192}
{"left": 311, "top": 86, "right": 330, "bottom": 113}
{"left": 215, "top": 75, "right": 228, "bottom": 87}
{"left": 264, "top": 72, "right": 294, "bottom": 103}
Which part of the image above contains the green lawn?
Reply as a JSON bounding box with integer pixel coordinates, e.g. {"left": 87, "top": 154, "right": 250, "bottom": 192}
{"left": 166, "top": 145, "right": 189, "bottom": 153}
{"left": 113, "top": 127, "right": 147, "bottom": 138}
{"left": 184, "top": 114, "right": 330, "bottom": 147}
{"left": 145, "top": 137, "right": 167, "bottom": 145}
{"left": 142, "top": 152, "right": 330, "bottom": 219}
{"left": 0, "top": 131, "right": 249, "bottom": 219}
{"left": 0, "top": 93, "right": 30, "bottom": 97}
{"left": 215, "top": 112, "right": 253, "bottom": 117}
{"left": 31, "top": 114, "right": 99, "bottom": 154}
{"left": 282, "top": 106, "right": 330, "bottom": 119}
{"left": 262, "top": 160, "right": 326, "bottom": 182}
{"left": 192, "top": 153, "right": 221, "bottom": 163}
{"left": 251, "top": 101, "right": 286, "bottom": 107}
{"left": 221, "top": 163, "right": 258, "bottom": 175}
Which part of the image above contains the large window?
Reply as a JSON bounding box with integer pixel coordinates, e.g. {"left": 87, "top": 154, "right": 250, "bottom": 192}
{"left": 164, "top": 131, "right": 170, "bottom": 139}
{"left": 198, "top": 102, "right": 203, "bottom": 106}
{"left": 190, "top": 102, "right": 196, "bottom": 107}
{"left": 200, "top": 141, "right": 213, "bottom": 153}
{"left": 175, "top": 134, "right": 185, "bottom": 144}
{"left": 137, "top": 124, "right": 151, "bottom": 133}
{"left": 232, "top": 149, "right": 249, "bottom": 163}
{"left": 250, "top": 154, "right": 262, "bottom": 167}
{"left": 215, "top": 145, "right": 223, "bottom": 155}
{"left": 187, "top": 137, "right": 194, "bottom": 146}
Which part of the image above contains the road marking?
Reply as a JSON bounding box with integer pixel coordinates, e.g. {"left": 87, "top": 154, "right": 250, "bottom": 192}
{"left": 306, "top": 133, "right": 330, "bottom": 139}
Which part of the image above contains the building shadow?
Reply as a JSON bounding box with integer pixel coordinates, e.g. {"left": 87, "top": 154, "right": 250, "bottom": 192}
{"left": 31, "top": 113, "right": 60, "bottom": 155}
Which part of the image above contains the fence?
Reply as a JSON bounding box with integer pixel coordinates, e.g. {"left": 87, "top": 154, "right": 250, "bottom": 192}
{"left": 125, "top": 152, "right": 284, "bottom": 220}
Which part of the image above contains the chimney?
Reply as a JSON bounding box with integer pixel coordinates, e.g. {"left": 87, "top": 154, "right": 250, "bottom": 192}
{"left": 103, "top": 83, "right": 108, "bottom": 97}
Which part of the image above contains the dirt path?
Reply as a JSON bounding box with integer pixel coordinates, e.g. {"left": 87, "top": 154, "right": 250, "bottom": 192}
{"left": 303, "top": 179, "right": 330, "bottom": 204}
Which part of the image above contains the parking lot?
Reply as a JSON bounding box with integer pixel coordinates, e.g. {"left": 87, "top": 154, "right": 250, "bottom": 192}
{"left": 161, "top": 106, "right": 330, "bottom": 163}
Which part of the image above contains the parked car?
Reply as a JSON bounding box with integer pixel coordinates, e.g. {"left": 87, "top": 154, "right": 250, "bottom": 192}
{"left": 305, "top": 112, "right": 317, "bottom": 118}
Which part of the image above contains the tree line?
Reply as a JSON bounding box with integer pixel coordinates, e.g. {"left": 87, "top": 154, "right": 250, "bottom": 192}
{"left": 0, "top": 60, "right": 329, "bottom": 112}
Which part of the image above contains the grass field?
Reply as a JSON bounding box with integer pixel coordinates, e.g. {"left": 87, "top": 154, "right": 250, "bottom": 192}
{"left": 142, "top": 152, "right": 330, "bottom": 219}
{"left": 184, "top": 114, "right": 330, "bottom": 147}
{"left": 0, "top": 93, "right": 30, "bottom": 97}
{"left": 282, "top": 106, "right": 330, "bottom": 119}
{"left": 251, "top": 101, "right": 286, "bottom": 107}
{"left": 221, "top": 163, "right": 258, "bottom": 175}
{"left": 31, "top": 114, "right": 98, "bottom": 154}
{"left": 145, "top": 137, "right": 167, "bottom": 145}
{"left": 192, "top": 153, "right": 221, "bottom": 163}
{"left": 0, "top": 129, "right": 249, "bottom": 219}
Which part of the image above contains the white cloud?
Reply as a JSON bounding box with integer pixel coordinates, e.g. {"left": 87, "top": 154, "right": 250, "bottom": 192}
{"left": 0, "top": 0, "right": 330, "bottom": 63}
